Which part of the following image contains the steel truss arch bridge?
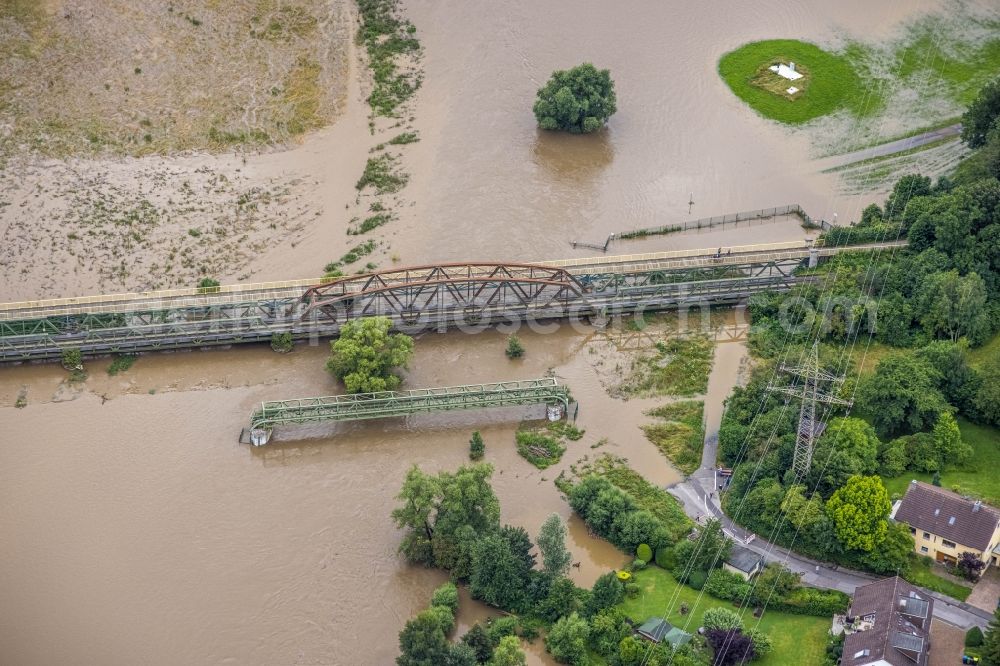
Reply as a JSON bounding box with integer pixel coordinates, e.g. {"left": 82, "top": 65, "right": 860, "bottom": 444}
{"left": 0, "top": 240, "right": 905, "bottom": 362}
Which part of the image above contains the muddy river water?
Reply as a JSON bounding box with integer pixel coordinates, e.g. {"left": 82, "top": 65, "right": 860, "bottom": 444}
{"left": 1, "top": 315, "right": 747, "bottom": 665}
{"left": 0, "top": 0, "right": 961, "bottom": 663}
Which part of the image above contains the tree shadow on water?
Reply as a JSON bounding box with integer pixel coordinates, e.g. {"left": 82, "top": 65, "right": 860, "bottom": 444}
{"left": 531, "top": 128, "right": 615, "bottom": 185}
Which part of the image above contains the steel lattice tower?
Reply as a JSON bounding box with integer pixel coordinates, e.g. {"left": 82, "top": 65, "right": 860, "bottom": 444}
{"left": 769, "top": 342, "right": 853, "bottom": 478}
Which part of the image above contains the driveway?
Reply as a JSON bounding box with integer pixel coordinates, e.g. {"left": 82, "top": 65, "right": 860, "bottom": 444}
{"left": 929, "top": 619, "right": 966, "bottom": 666}
{"left": 967, "top": 568, "right": 1000, "bottom": 613}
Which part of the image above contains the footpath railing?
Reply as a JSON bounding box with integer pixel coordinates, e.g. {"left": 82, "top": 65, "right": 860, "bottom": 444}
{"left": 617, "top": 204, "right": 829, "bottom": 239}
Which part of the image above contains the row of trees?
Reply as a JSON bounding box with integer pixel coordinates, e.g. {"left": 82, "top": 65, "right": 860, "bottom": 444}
{"left": 392, "top": 463, "right": 701, "bottom": 664}
{"left": 397, "top": 580, "right": 528, "bottom": 666}
{"left": 393, "top": 463, "right": 787, "bottom": 665}
{"left": 566, "top": 475, "right": 689, "bottom": 555}
{"left": 719, "top": 77, "right": 1000, "bottom": 579}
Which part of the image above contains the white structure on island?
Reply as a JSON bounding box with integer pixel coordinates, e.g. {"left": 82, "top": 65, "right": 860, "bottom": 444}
{"left": 769, "top": 62, "right": 803, "bottom": 81}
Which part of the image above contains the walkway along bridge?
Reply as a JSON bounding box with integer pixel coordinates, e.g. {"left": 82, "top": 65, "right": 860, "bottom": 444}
{"left": 0, "top": 240, "right": 906, "bottom": 362}
{"left": 241, "top": 378, "right": 571, "bottom": 445}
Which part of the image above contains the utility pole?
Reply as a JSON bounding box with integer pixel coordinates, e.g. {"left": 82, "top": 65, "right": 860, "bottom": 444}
{"left": 768, "top": 342, "right": 852, "bottom": 478}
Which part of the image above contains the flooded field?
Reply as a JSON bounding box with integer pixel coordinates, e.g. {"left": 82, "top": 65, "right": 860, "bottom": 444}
{"left": 0, "top": 0, "right": 975, "bottom": 663}
{"left": 2, "top": 0, "right": 971, "bottom": 300}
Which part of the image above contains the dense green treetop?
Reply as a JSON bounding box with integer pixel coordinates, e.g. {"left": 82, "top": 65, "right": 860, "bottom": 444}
{"left": 544, "top": 612, "right": 590, "bottom": 664}
{"left": 397, "top": 609, "right": 451, "bottom": 666}
{"left": 826, "top": 475, "right": 891, "bottom": 553}
{"left": 533, "top": 63, "right": 616, "bottom": 134}
{"left": 962, "top": 77, "right": 1000, "bottom": 148}
{"left": 857, "top": 354, "right": 949, "bottom": 437}
{"left": 326, "top": 316, "right": 414, "bottom": 393}
{"left": 489, "top": 636, "right": 526, "bottom": 666}
{"left": 537, "top": 513, "right": 572, "bottom": 578}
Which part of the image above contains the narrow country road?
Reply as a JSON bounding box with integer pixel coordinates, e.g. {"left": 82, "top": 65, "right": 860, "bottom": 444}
{"left": 817, "top": 123, "right": 962, "bottom": 171}
{"left": 665, "top": 368, "right": 992, "bottom": 629}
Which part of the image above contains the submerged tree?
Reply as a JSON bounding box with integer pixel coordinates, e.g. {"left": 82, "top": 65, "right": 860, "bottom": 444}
{"left": 326, "top": 316, "right": 414, "bottom": 393}
{"left": 469, "top": 431, "right": 485, "bottom": 460}
{"left": 537, "top": 513, "right": 572, "bottom": 578}
{"left": 533, "top": 63, "right": 617, "bottom": 134}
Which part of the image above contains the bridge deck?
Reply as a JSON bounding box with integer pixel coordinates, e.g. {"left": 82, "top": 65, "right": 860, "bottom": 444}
{"left": 0, "top": 240, "right": 907, "bottom": 362}
{"left": 0, "top": 240, "right": 904, "bottom": 321}
{"left": 247, "top": 378, "right": 570, "bottom": 444}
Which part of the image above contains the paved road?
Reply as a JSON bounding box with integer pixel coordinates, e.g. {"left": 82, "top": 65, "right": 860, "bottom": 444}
{"left": 817, "top": 123, "right": 962, "bottom": 171}
{"left": 665, "top": 409, "right": 993, "bottom": 629}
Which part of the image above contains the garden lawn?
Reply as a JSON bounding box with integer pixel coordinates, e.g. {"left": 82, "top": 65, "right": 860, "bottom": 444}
{"left": 619, "top": 567, "right": 830, "bottom": 666}
{"left": 718, "top": 39, "right": 875, "bottom": 124}
{"left": 882, "top": 419, "right": 1000, "bottom": 506}
{"left": 903, "top": 557, "right": 972, "bottom": 602}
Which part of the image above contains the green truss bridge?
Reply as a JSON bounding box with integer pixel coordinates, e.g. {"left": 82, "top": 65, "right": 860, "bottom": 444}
{"left": 242, "top": 378, "right": 571, "bottom": 445}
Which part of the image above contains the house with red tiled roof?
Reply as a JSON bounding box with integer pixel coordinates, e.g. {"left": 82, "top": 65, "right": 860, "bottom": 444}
{"left": 890, "top": 480, "right": 1000, "bottom": 568}
{"left": 841, "top": 577, "right": 933, "bottom": 666}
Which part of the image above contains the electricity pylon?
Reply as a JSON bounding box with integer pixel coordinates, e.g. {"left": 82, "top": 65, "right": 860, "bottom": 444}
{"left": 768, "top": 342, "right": 853, "bottom": 478}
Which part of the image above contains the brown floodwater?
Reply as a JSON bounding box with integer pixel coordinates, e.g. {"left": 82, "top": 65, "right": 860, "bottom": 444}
{"left": 1, "top": 311, "right": 750, "bottom": 665}
{"left": 385, "top": 0, "right": 947, "bottom": 266}
{"left": 0, "top": 0, "right": 964, "bottom": 663}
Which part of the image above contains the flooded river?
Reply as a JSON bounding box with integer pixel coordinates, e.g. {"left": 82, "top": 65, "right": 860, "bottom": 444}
{"left": 385, "top": 0, "right": 946, "bottom": 265}
{"left": 1, "top": 314, "right": 747, "bottom": 665}
{"left": 0, "top": 0, "right": 962, "bottom": 663}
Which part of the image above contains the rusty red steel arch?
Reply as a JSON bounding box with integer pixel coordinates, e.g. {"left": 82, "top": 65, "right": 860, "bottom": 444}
{"left": 300, "top": 262, "right": 587, "bottom": 321}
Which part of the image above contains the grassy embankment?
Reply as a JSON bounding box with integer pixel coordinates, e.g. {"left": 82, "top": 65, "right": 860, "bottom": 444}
{"left": 620, "top": 567, "right": 831, "bottom": 666}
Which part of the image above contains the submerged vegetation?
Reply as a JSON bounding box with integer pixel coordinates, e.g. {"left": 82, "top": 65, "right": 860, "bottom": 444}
{"left": 356, "top": 0, "right": 422, "bottom": 117}
{"left": 617, "top": 335, "right": 714, "bottom": 398}
{"left": 515, "top": 421, "right": 583, "bottom": 469}
{"left": 642, "top": 401, "right": 705, "bottom": 475}
{"left": 719, "top": 10, "right": 1000, "bottom": 153}
{"left": 355, "top": 154, "right": 409, "bottom": 194}
{"left": 106, "top": 354, "right": 138, "bottom": 376}
{"left": 562, "top": 455, "right": 693, "bottom": 534}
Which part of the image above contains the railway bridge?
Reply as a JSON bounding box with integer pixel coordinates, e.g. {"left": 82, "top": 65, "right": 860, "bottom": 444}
{"left": 0, "top": 240, "right": 905, "bottom": 363}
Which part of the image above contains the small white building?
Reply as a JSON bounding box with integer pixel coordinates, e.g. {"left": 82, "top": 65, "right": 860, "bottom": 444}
{"left": 768, "top": 62, "right": 804, "bottom": 81}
